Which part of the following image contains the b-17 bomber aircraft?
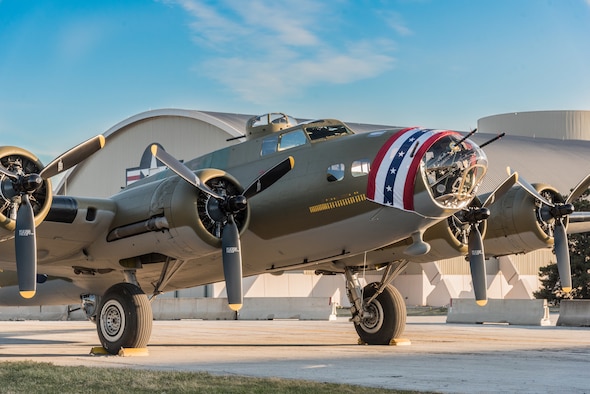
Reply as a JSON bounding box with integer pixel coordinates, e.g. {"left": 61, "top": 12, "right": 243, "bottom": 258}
{"left": 0, "top": 112, "right": 587, "bottom": 353}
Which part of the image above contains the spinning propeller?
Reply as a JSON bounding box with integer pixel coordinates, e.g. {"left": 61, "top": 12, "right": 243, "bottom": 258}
{"left": 508, "top": 168, "right": 590, "bottom": 293}
{"left": 151, "top": 145, "right": 294, "bottom": 311}
{"left": 0, "top": 135, "right": 106, "bottom": 298}
{"left": 456, "top": 172, "right": 518, "bottom": 305}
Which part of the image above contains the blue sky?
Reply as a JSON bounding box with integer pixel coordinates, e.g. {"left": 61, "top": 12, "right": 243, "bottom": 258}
{"left": 1, "top": 0, "right": 589, "bottom": 163}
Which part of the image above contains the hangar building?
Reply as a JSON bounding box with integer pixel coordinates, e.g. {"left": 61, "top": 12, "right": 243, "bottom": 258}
{"left": 54, "top": 109, "right": 590, "bottom": 307}
{"left": 479, "top": 110, "right": 590, "bottom": 140}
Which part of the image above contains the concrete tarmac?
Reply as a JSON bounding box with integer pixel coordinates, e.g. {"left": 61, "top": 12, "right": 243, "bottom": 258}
{"left": 0, "top": 315, "right": 589, "bottom": 393}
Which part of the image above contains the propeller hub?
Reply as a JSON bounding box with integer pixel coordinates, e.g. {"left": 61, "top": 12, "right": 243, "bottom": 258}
{"left": 552, "top": 203, "right": 574, "bottom": 218}
{"left": 463, "top": 207, "right": 490, "bottom": 223}
{"left": 205, "top": 197, "right": 225, "bottom": 222}
{"left": 21, "top": 174, "right": 44, "bottom": 193}
{"left": 205, "top": 194, "right": 248, "bottom": 221}
{"left": 541, "top": 203, "right": 575, "bottom": 223}
{"left": 226, "top": 195, "right": 248, "bottom": 213}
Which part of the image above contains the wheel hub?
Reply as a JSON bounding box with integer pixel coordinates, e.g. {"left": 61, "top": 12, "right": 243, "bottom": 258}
{"left": 361, "top": 304, "right": 380, "bottom": 329}
{"left": 100, "top": 300, "right": 125, "bottom": 341}
{"left": 104, "top": 306, "right": 122, "bottom": 335}
{"left": 359, "top": 299, "right": 384, "bottom": 334}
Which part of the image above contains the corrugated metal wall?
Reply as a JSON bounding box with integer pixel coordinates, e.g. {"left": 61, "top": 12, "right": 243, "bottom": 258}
{"left": 435, "top": 249, "right": 554, "bottom": 276}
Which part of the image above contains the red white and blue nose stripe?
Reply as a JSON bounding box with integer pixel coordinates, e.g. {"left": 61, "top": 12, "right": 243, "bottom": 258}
{"left": 367, "top": 127, "right": 454, "bottom": 211}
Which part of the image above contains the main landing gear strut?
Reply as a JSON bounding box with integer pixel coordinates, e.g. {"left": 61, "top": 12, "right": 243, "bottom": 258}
{"left": 344, "top": 261, "right": 408, "bottom": 345}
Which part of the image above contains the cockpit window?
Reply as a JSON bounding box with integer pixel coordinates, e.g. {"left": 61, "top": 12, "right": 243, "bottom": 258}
{"left": 305, "top": 124, "right": 352, "bottom": 141}
{"left": 261, "top": 129, "right": 308, "bottom": 156}
{"left": 260, "top": 119, "right": 351, "bottom": 156}
{"left": 422, "top": 135, "right": 487, "bottom": 209}
{"left": 261, "top": 134, "right": 278, "bottom": 156}
{"left": 279, "top": 129, "right": 307, "bottom": 151}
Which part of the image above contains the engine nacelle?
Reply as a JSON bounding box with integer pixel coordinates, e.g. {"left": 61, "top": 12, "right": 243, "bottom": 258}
{"left": 0, "top": 146, "right": 53, "bottom": 237}
{"left": 165, "top": 168, "right": 250, "bottom": 248}
{"left": 483, "top": 183, "right": 562, "bottom": 256}
{"left": 108, "top": 168, "right": 250, "bottom": 258}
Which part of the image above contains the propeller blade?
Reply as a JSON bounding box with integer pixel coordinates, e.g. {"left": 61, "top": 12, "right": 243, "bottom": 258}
{"left": 40, "top": 135, "right": 106, "bottom": 179}
{"left": 566, "top": 173, "right": 590, "bottom": 204}
{"left": 15, "top": 195, "right": 37, "bottom": 298}
{"left": 482, "top": 172, "right": 518, "bottom": 208}
{"left": 468, "top": 224, "right": 487, "bottom": 306}
{"left": 507, "top": 167, "right": 554, "bottom": 207}
{"left": 221, "top": 215, "right": 243, "bottom": 311}
{"left": 243, "top": 156, "right": 294, "bottom": 199}
{"left": 506, "top": 168, "right": 578, "bottom": 293}
{"left": 150, "top": 145, "right": 223, "bottom": 200}
{"left": 553, "top": 220, "right": 572, "bottom": 293}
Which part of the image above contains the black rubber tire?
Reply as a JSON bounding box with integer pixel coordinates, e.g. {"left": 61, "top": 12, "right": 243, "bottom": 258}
{"left": 354, "top": 283, "right": 406, "bottom": 345}
{"left": 96, "top": 283, "right": 153, "bottom": 354}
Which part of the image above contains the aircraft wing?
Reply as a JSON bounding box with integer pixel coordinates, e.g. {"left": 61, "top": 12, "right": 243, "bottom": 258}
{"left": 0, "top": 196, "right": 117, "bottom": 274}
{"left": 567, "top": 211, "right": 590, "bottom": 234}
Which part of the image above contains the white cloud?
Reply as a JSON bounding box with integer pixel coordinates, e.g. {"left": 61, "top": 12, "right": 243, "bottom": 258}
{"left": 232, "top": 0, "right": 321, "bottom": 47}
{"left": 381, "top": 11, "right": 413, "bottom": 36}
{"left": 203, "top": 43, "right": 394, "bottom": 103}
{"left": 167, "top": 0, "right": 396, "bottom": 102}
{"left": 168, "top": 0, "right": 248, "bottom": 48}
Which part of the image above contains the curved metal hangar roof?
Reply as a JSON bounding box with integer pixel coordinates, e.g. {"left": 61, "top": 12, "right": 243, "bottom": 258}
{"left": 57, "top": 108, "right": 590, "bottom": 202}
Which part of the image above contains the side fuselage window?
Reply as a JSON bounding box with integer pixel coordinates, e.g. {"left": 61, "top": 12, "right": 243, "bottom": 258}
{"left": 327, "top": 163, "right": 345, "bottom": 182}
{"left": 351, "top": 159, "right": 371, "bottom": 177}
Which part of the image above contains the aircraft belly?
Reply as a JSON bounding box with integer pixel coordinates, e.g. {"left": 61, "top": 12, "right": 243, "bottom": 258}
{"left": 123, "top": 207, "right": 442, "bottom": 294}
{"left": 241, "top": 206, "right": 438, "bottom": 273}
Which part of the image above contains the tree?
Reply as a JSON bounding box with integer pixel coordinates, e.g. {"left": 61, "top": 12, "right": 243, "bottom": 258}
{"left": 533, "top": 190, "right": 590, "bottom": 305}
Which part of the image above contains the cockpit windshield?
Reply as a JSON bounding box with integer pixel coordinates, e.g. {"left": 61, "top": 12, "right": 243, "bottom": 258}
{"left": 422, "top": 135, "right": 487, "bottom": 209}
{"left": 305, "top": 123, "right": 352, "bottom": 140}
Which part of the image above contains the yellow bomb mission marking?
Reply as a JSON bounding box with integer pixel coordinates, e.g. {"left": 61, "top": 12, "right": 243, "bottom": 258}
{"left": 309, "top": 193, "right": 366, "bottom": 213}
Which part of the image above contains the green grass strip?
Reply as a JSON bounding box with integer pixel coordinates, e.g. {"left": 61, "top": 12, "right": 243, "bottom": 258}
{"left": 0, "top": 361, "right": 424, "bottom": 393}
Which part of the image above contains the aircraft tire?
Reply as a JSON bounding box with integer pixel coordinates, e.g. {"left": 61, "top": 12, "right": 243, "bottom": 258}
{"left": 354, "top": 283, "right": 406, "bottom": 345}
{"left": 96, "top": 282, "right": 153, "bottom": 354}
